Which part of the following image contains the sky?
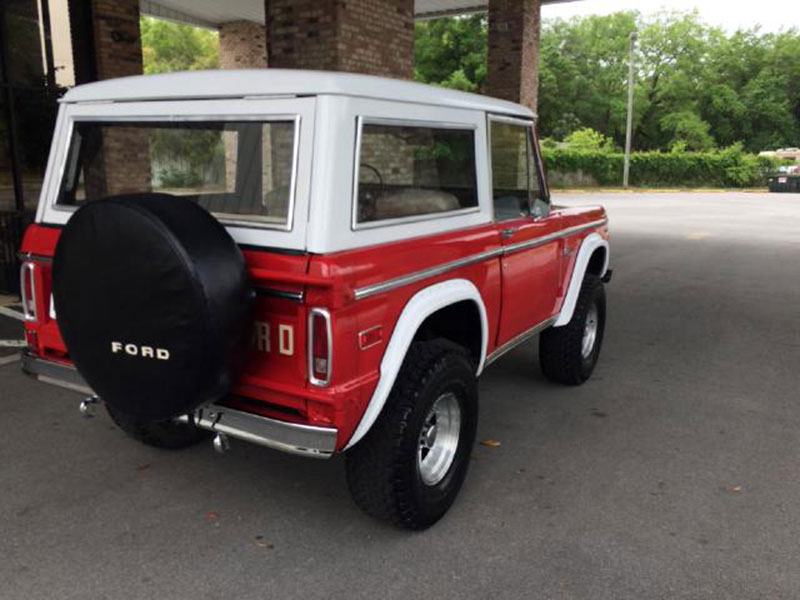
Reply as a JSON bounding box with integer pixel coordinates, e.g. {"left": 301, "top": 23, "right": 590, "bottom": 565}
{"left": 541, "top": 0, "right": 797, "bottom": 33}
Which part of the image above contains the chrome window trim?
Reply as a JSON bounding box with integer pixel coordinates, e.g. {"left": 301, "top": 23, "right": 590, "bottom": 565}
{"left": 353, "top": 205, "right": 482, "bottom": 231}
{"left": 307, "top": 307, "right": 333, "bottom": 387}
{"left": 51, "top": 114, "right": 302, "bottom": 232}
{"left": 352, "top": 219, "right": 607, "bottom": 300}
{"left": 350, "top": 116, "right": 481, "bottom": 231}
{"left": 486, "top": 114, "right": 546, "bottom": 223}
{"left": 486, "top": 114, "right": 535, "bottom": 128}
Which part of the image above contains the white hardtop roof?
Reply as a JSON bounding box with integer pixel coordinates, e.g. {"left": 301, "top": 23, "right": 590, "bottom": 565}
{"left": 62, "top": 69, "right": 535, "bottom": 118}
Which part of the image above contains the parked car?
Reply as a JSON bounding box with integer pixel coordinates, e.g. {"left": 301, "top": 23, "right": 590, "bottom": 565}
{"left": 768, "top": 171, "right": 800, "bottom": 193}
{"left": 19, "top": 70, "right": 611, "bottom": 529}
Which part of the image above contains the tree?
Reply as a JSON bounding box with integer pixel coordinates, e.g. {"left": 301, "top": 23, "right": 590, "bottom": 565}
{"left": 140, "top": 16, "right": 219, "bottom": 74}
{"left": 659, "top": 111, "right": 715, "bottom": 151}
{"left": 414, "top": 10, "right": 800, "bottom": 153}
{"left": 538, "top": 12, "right": 638, "bottom": 143}
{"left": 413, "top": 15, "right": 487, "bottom": 93}
{"left": 563, "top": 128, "right": 617, "bottom": 153}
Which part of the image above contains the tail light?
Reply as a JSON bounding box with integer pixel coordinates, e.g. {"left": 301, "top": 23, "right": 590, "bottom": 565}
{"left": 308, "top": 308, "right": 331, "bottom": 386}
{"left": 20, "top": 262, "right": 37, "bottom": 321}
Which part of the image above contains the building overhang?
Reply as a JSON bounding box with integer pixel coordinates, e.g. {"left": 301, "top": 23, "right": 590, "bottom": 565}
{"left": 140, "top": 0, "right": 580, "bottom": 29}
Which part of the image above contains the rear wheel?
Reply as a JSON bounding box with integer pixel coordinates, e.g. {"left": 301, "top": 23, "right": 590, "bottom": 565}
{"left": 539, "top": 273, "right": 606, "bottom": 385}
{"left": 345, "top": 340, "right": 478, "bottom": 530}
{"left": 106, "top": 405, "right": 208, "bottom": 450}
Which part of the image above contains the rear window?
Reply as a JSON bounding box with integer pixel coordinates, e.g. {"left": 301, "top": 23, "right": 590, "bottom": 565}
{"left": 355, "top": 121, "right": 478, "bottom": 226}
{"left": 56, "top": 120, "right": 297, "bottom": 228}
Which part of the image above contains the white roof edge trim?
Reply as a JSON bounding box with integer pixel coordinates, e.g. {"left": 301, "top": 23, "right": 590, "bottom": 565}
{"left": 62, "top": 69, "right": 535, "bottom": 118}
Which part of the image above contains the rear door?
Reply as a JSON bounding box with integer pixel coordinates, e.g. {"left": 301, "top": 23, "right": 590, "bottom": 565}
{"left": 489, "top": 116, "right": 561, "bottom": 346}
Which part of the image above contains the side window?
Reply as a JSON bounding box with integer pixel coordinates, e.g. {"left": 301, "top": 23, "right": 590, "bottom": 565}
{"left": 490, "top": 119, "right": 547, "bottom": 221}
{"left": 355, "top": 121, "right": 478, "bottom": 225}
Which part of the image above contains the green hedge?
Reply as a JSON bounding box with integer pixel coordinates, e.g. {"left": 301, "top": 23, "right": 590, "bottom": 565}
{"left": 542, "top": 146, "right": 783, "bottom": 188}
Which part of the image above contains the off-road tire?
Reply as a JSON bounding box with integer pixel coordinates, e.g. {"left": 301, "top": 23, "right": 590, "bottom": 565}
{"left": 345, "top": 339, "right": 478, "bottom": 530}
{"left": 106, "top": 405, "right": 209, "bottom": 450}
{"left": 539, "top": 273, "right": 606, "bottom": 385}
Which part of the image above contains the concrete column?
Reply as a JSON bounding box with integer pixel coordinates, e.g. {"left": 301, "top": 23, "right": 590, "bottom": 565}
{"left": 487, "top": 0, "right": 542, "bottom": 113}
{"left": 265, "top": 0, "right": 413, "bottom": 79}
{"left": 219, "top": 20, "right": 268, "bottom": 69}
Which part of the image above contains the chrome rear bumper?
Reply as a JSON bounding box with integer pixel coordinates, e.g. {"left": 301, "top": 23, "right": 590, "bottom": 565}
{"left": 21, "top": 353, "right": 337, "bottom": 458}
{"left": 177, "top": 406, "right": 336, "bottom": 458}
{"left": 21, "top": 352, "right": 93, "bottom": 395}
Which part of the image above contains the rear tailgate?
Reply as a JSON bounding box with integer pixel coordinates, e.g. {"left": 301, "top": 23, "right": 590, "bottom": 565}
{"left": 19, "top": 224, "right": 324, "bottom": 422}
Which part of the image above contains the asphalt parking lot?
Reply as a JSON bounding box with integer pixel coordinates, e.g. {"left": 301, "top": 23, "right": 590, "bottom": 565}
{"left": 2, "top": 191, "right": 799, "bottom": 599}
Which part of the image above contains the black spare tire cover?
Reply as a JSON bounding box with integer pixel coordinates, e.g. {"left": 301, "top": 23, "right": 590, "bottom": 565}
{"left": 53, "top": 194, "right": 253, "bottom": 422}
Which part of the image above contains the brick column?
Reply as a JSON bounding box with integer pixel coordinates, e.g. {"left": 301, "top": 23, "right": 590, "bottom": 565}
{"left": 265, "top": 0, "right": 413, "bottom": 79}
{"left": 219, "top": 20, "right": 268, "bottom": 69}
{"left": 90, "top": 0, "right": 143, "bottom": 79}
{"left": 219, "top": 21, "right": 272, "bottom": 191}
{"left": 219, "top": 20, "right": 268, "bottom": 192}
{"left": 88, "top": 0, "right": 149, "bottom": 195}
{"left": 487, "top": 0, "right": 542, "bottom": 113}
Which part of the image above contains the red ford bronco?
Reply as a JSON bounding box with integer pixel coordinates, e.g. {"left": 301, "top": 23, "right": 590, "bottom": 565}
{"left": 19, "top": 70, "right": 610, "bottom": 529}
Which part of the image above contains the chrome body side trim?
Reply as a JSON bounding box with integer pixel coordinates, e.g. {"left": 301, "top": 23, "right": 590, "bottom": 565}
{"left": 353, "top": 218, "right": 607, "bottom": 300}
{"left": 178, "top": 405, "right": 337, "bottom": 459}
{"left": 485, "top": 316, "right": 557, "bottom": 366}
{"left": 255, "top": 287, "right": 304, "bottom": 301}
{"left": 353, "top": 247, "right": 502, "bottom": 300}
{"left": 502, "top": 218, "right": 607, "bottom": 254}
{"left": 17, "top": 252, "right": 54, "bottom": 263}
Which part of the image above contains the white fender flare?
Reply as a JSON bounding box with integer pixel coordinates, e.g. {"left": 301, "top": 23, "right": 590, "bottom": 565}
{"left": 344, "top": 279, "right": 488, "bottom": 450}
{"left": 554, "top": 233, "right": 609, "bottom": 327}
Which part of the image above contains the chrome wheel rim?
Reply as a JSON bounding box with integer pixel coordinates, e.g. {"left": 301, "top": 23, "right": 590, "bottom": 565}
{"left": 418, "top": 392, "right": 461, "bottom": 486}
{"left": 582, "top": 303, "right": 599, "bottom": 359}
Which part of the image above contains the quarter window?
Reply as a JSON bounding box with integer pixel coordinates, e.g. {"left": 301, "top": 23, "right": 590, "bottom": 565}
{"left": 57, "top": 120, "right": 297, "bottom": 228}
{"left": 490, "top": 120, "right": 547, "bottom": 221}
{"left": 355, "top": 122, "right": 478, "bottom": 225}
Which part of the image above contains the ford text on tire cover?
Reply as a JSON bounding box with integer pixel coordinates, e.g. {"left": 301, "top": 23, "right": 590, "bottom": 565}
{"left": 18, "top": 70, "right": 611, "bottom": 530}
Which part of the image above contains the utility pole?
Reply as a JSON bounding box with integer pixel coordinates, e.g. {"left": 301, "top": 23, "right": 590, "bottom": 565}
{"left": 623, "top": 31, "right": 637, "bottom": 188}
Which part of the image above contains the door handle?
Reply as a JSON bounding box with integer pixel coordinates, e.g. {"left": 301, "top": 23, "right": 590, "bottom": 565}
{"left": 500, "top": 227, "right": 518, "bottom": 238}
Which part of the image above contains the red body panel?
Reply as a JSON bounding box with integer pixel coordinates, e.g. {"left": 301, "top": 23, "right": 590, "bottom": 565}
{"left": 19, "top": 204, "right": 607, "bottom": 451}
{"left": 494, "top": 215, "right": 562, "bottom": 345}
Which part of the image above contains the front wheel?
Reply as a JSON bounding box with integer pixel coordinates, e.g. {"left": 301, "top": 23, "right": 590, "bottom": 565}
{"left": 539, "top": 273, "right": 606, "bottom": 385}
{"left": 345, "top": 340, "right": 478, "bottom": 530}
